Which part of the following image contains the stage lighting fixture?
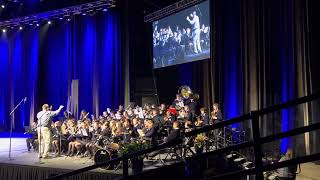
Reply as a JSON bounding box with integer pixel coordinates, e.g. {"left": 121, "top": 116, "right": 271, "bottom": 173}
{"left": 36, "top": 23, "right": 39, "bottom": 27}
{"left": 67, "top": 18, "right": 71, "bottom": 21}
{"left": 82, "top": 12, "right": 87, "bottom": 16}
{"left": 19, "top": 26, "right": 23, "bottom": 30}
{"left": 1, "top": 5, "right": 5, "bottom": 9}
{"left": 0, "top": 0, "right": 117, "bottom": 28}
{"left": 47, "top": 21, "right": 51, "bottom": 25}
{"left": 2, "top": 29, "right": 6, "bottom": 33}
{"left": 103, "top": 8, "right": 107, "bottom": 12}
{"left": 59, "top": 17, "right": 63, "bottom": 20}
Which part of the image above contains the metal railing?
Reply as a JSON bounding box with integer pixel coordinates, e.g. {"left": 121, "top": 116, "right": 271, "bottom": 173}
{"left": 48, "top": 91, "right": 320, "bottom": 180}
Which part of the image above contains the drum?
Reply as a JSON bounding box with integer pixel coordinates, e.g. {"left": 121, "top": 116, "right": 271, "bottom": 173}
{"left": 108, "top": 143, "right": 120, "bottom": 151}
{"left": 94, "top": 149, "right": 119, "bottom": 170}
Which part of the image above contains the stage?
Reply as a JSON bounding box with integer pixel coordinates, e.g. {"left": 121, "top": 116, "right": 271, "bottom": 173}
{"left": 0, "top": 138, "right": 122, "bottom": 180}
{"left": 0, "top": 138, "right": 184, "bottom": 180}
{"left": 1, "top": 138, "right": 320, "bottom": 180}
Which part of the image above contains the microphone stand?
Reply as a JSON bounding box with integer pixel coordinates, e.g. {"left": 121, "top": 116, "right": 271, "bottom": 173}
{"left": 8, "top": 98, "right": 26, "bottom": 161}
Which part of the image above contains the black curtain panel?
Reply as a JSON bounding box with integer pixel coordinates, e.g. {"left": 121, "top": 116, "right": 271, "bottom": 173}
{"left": 131, "top": 0, "right": 320, "bottom": 155}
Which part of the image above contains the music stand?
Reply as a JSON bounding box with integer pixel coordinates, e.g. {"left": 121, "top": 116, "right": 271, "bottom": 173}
{"left": 8, "top": 98, "right": 26, "bottom": 161}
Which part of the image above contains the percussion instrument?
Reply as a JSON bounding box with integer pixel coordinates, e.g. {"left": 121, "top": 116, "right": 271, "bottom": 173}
{"left": 108, "top": 143, "right": 120, "bottom": 151}
{"left": 94, "top": 149, "right": 119, "bottom": 170}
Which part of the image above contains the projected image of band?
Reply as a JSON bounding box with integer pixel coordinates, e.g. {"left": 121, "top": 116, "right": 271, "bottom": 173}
{"left": 153, "top": 0, "right": 210, "bottom": 69}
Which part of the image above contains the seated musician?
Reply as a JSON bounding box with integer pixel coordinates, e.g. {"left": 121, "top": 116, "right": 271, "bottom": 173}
{"left": 122, "top": 111, "right": 128, "bottom": 119}
{"left": 102, "top": 111, "right": 108, "bottom": 118}
{"left": 177, "top": 109, "right": 186, "bottom": 122}
{"left": 66, "top": 119, "right": 77, "bottom": 137}
{"left": 60, "top": 120, "right": 69, "bottom": 153}
{"left": 163, "top": 121, "right": 180, "bottom": 143}
{"left": 131, "top": 118, "right": 142, "bottom": 138}
{"left": 138, "top": 119, "right": 158, "bottom": 145}
{"left": 79, "top": 110, "right": 89, "bottom": 121}
{"left": 101, "top": 122, "right": 111, "bottom": 138}
{"left": 162, "top": 111, "right": 173, "bottom": 136}
{"left": 123, "top": 119, "right": 133, "bottom": 142}
{"left": 113, "top": 121, "right": 125, "bottom": 143}
{"left": 63, "top": 111, "right": 72, "bottom": 121}
{"left": 109, "top": 120, "right": 116, "bottom": 133}
{"left": 83, "top": 121, "right": 101, "bottom": 158}
{"left": 116, "top": 121, "right": 123, "bottom": 131}
{"left": 109, "top": 111, "right": 116, "bottom": 119}
{"left": 163, "top": 110, "right": 174, "bottom": 123}
{"left": 184, "top": 120, "right": 193, "bottom": 132}
{"left": 127, "top": 109, "right": 135, "bottom": 121}
{"left": 184, "top": 105, "right": 194, "bottom": 124}
{"left": 173, "top": 94, "right": 184, "bottom": 111}
{"left": 88, "top": 122, "right": 111, "bottom": 158}
{"left": 194, "top": 116, "right": 205, "bottom": 127}
{"left": 148, "top": 121, "right": 181, "bottom": 158}
{"left": 143, "top": 109, "right": 152, "bottom": 119}
{"left": 209, "top": 103, "right": 223, "bottom": 142}
{"left": 118, "top": 104, "right": 125, "bottom": 113}
{"left": 152, "top": 109, "right": 164, "bottom": 128}
{"left": 74, "top": 121, "right": 91, "bottom": 156}
{"left": 210, "top": 103, "right": 223, "bottom": 124}
{"left": 200, "top": 107, "right": 209, "bottom": 125}
{"left": 25, "top": 122, "right": 38, "bottom": 152}
{"left": 115, "top": 110, "right": 122, "bottom": 120}
{"left": 159, "top": 103, "right": 167, "bottom": 116}
{"left": 51, "top": 121, "right": 63, "bottom": 155}
{"left": 67, "top": 121, "right": 88, "bottom": 156}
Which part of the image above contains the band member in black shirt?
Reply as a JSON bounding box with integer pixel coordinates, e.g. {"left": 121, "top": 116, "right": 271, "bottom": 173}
{"left": 25, "top": 122, "right": 38, "bottom": 152}
{"left": 210, "top": 103, "right": 223, "bottom": 124}
{"left": 164, "top": 121, "right": 180, "bottom": 143}
{"left": 200, "top": 107, "right": 209, "bottom": 125}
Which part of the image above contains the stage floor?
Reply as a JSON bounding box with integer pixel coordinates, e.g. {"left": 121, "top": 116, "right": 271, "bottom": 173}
{"left": 1, "top": 138, "right": 320, "bottom": 180}
{"left": 0, "top": 138, "right": 122, "bottom": 180}
{"left": 0, "top": 138, "right": 176, "bottom": 180}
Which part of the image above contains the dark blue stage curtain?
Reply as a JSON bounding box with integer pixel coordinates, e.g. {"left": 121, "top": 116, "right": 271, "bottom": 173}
{"left": 0, "top": 11, "right": 123, "bottom": 132}
{"left": 215, "top": 0, "right": 296, "bottom": 153}
{"left": 217, "top": 0, "right": 243, "bottom": 125}
{"left": 41, "top": 12, "right": 124, "bottom": 120}
{"left": 0, "top": 29, "right": 39, "bottom": 132}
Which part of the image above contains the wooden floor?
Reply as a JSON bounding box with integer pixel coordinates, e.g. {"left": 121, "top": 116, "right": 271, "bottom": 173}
{"left": 0, "top": 138, "right": 174, "bottom": 180}
{"left": 297, "top": 163, "right": 320, "bottom": 180}
{"left": 0, "top": 138, "right": 121, "bottom": 180}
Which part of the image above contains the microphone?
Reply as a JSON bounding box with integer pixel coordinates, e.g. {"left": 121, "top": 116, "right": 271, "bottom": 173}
{"left": 23, "top": 97, "right": 27, "bottom": 104}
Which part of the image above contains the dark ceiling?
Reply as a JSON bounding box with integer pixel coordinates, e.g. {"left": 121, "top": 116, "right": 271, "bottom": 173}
{"left": 143, "top": 0, "right": 178, "bottom": 14}
{"left": 0, "top": 0, "right": 178, "bottom": 21}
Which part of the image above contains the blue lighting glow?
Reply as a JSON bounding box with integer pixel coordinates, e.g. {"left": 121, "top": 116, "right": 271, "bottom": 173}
{"left": 0, "top": 12, "right": 123, "bottom": 132}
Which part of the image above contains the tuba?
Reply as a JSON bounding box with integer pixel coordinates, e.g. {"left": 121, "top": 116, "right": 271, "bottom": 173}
{"left": 179, "top": 85, "right": 192, "bottom": 99}
{"left": 178, "top": 85, "right": 200, "bottom": 101}
{"left": 175, "top": 86, "right": 200, "bottom": 110}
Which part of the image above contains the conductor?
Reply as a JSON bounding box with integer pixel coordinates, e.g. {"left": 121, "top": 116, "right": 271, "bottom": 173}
{"left": 37, "top": 104, "right": 64, "bottom": 158}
